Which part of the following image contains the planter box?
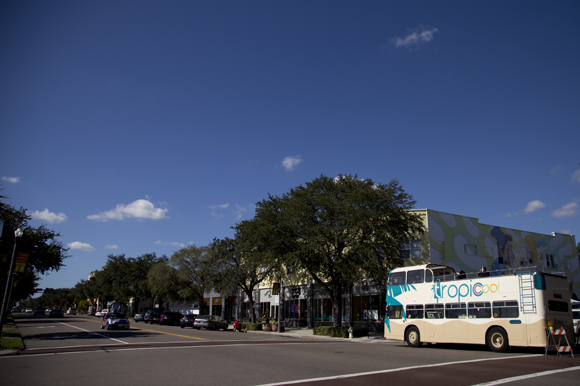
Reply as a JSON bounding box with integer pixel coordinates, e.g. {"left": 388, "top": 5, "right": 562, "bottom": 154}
{"left": 271, "top": 324, "right": 278, "bottom": 332}
{"left": 262, "top": 324, "right": 272, "bottom": 331}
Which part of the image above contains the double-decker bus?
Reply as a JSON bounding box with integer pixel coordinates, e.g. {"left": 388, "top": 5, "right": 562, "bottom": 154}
{"left": 385, "top": 264, "right": 574, "bottom": 352}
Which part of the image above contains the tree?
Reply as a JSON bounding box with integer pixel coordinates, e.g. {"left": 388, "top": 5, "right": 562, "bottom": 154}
{"left": 0, "top": 204, "right": 68, "bottom": 318}
{"left": 147, "top": 261, "right": 181, "bottom": 309}
{"left": 213, "top": 218, "right": 282, "bottom": 323}
{"left": 250, "top": 174, "right": 424, "bottom": 328}
{"left": 170, "top": 244, "right": 214, "bottom": 313}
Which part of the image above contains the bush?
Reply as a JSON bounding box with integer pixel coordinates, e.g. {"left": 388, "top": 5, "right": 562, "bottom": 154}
{"left": 241, "top": 322, "right": 263, "bottom": 331}
{"left": 313, "top": 326, "right": 368, "bottom": 338}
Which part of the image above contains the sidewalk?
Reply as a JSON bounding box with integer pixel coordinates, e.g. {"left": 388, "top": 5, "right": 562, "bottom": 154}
{"left": 242, "top": 327, "right": 390, "bottom": 343}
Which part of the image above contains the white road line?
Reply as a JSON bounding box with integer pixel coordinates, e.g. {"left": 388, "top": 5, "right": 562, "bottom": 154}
{"left": 58, "top": 321, "right": 129, "bottom": 345}
{"left": 471, "top": 366, "right": 580, "bottom": 386}
{"left": 254, "top": 354, "right": 543, "bottom": 386}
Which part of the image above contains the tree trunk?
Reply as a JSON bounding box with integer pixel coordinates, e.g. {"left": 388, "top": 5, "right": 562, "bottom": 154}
{"left": 244, "top": 288, "right": 257, "bottom": 323}
{"left": 332, "top": 282, "right": 343, "bottom": 328}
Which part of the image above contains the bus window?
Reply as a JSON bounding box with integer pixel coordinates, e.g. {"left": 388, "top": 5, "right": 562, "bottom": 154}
{"left": 425, "top": 270, "right": 433, "bottom": 283}
{"left": 548, "top": 300, "right": 569, "bottom": 313}
{"left": 406, "top": 305, "right": 424, "bottom": 319}
{"left": 445, "top": 303, "right": 467, "bottom": 319}
{"left": 425, "top": 304, "right": 444, "bottom": 319}
{"left": 492, "top": 301, "right": 519, "bottom": 318}
{"left": 468, "top": 302, "right": 491, "bottom": 318}
{"left": 407, "top": 269, "right": 424, "bottom": 284}
{"left": 387, "top": 305, "right": 403, "bottom": 319}
{"left": 389, "top": 272, "right": 406, "bottom": 286}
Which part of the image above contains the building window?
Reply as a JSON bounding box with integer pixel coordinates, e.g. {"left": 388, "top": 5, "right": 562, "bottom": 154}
{"left": 400, "top": 240, "right": 422, "bottom": 259}
{"left": 464, "top": 244, "right": 477, "bottom": 255}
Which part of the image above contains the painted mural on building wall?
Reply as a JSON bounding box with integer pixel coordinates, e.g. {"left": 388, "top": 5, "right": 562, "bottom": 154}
{"left": 424, "top": 210, "right": 579, "bottom": 298}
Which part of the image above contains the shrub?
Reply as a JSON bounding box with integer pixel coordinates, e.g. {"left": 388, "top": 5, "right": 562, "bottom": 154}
{"left": 241, "top": 322, "right": 263, "bottom": 331}
{"left": 313, "top": 326, "right": 368, "bottom": 338}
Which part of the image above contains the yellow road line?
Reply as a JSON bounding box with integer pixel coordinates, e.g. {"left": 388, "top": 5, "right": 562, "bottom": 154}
{"left": 70, "top": 316, "right": 207, "bottom": 341}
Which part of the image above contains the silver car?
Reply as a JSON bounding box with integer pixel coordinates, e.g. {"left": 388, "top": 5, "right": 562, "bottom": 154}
{"left": 193, "top": 315, "right": 228, "bottom": 331}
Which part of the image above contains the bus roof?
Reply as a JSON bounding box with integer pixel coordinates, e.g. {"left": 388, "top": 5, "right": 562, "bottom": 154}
{"left": 389, "top": 264, "right": 455, "bottom": 273}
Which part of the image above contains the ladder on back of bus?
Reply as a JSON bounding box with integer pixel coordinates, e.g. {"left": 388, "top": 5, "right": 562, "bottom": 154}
{"left": 545, "top": 328, "right": 574, "bottom": 357}
{"left": 518, "top": 270, "right": 536, "bottom": 313}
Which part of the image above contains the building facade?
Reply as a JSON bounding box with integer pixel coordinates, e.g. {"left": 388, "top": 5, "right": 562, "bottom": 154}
{"left": 246, "top": 209, "right": 579, "bottom": 331}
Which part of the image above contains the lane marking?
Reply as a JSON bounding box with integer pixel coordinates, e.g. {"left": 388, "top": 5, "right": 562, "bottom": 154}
{"left": 69, "top": 317, "right": 207, "bottom": 341}
{"left": 472, "top": 366, "right": 580, "bottom": 385}
{"left": 254, "top": 354, "right": 545, "bottom": 386}
{"left": 1, "top": 341, "right": 313, "bottom": 358}
{"left": 58, "top": 321, "right": 128, "bottom": 344}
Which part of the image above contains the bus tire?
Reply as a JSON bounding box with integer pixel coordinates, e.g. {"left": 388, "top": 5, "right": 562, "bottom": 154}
{"left": 405, "top": 326, "right": 421, "bottom": 347}
{"left": 487, "top": 327, "right": 509, "bottom": 353}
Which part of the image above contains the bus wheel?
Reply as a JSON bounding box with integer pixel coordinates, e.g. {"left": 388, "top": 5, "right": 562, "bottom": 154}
{"left": 406, "top": 326, "right": 421, "bottom": 347}
{"left": 487, "top": 327, "right": 509, "bottom": 353}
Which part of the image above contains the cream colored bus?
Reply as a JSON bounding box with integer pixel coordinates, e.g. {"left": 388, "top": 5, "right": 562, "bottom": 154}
{"left": 385, "top": 264, "right": 574, "bottom": 352}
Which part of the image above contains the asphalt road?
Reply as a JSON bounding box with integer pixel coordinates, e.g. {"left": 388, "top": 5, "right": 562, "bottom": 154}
{"left": 1, "top": 313, "right": 579, "bottom": 386}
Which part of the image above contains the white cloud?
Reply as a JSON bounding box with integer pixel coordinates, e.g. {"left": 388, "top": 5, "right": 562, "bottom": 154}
{"left": 211, "top": 203, "right": 229, "bottom": 209}
{"left": 105, "top": 245, "right": 119, "bottom": 249}
{"left": 571, "top": 169, "right": 580, "bottom": 183}
{"left": 155, "top": 240, "right": 186, "bottom": 248}
{"left": 68, "top": 241, "right": 96, "bottom": 251}
{"left": 282, "top": 155, "right": 303, "bottom": 171}
{"left": 87, "top": 199, "right": 169, "bottom": 221}
{"left": 551, "top": 165, "right": 561, "bottom": 174}
{"left": 560, "top": 229, "right": 572, "bottom": 235}
{"left": 551, "top": 201, "right": 579, "bottom": 218}
{"left": 1, "top": 177, "right": 20, "bottom": 184}
{"left": 391, "top": 27, "right": 438, "bottom": 48}
{"left": 523, "top": 200, "right": 546, "bottom": 214}
{"left": 30, "top": 208, "right": 68, "bottom": 223}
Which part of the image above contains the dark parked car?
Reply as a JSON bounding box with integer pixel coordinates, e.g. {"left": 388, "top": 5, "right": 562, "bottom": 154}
{"left": 101, "top": 312, "right": 130, "bottom": 330}
{"left": 193, "top": 315, "right": 228, "bottom": 331}
{"left": 180, "top": 314, "right": 197, "bottom": 329}
{"left": 159, "top": 311, "right": 183, "bottom": 326}
{"left": 49, "top": 309, "right": 64, "bottom": 317}
{"left": 33, "top": 307, "right": 45, "bottom": 316}
{"left": 147, "top": 308, "right": 164, "bottom": 324}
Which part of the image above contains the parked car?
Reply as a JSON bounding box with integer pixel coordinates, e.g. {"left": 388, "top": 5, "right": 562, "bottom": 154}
{"left": 26, "top": 308, "right": 33, "bottom": 313}
{"left": 101, "top": 309, "right": 109, "bottom": 318}
{"left": 159, "top": 311, "right": 183, "bottom": 326}
{"left": 33, "top": 307, "right": 45, "bottom": 316}
{"left": 133, "top": 312, "right": 145, "bottom": 322}
{"left": 87, "top": 310, "right": 95, "bottom": 316}
{"left": 193, "top": 315, "right": 228, "bottom": 331}
{"left": 180, "top": 314, "right": 196, "bottom": 329}
{"left": 147, "top": 308, "right": 164, "bottom": 324}
{"left": 45, "top": 308, "right": 53, "bottom": 315}
{"left": 143, "top": 310, "right": 151, "bottom": 323}
{"left": 101, "top": 312, "right": 130, "bottom": 330}
{"left": 66, "top": 308, "right": 77, "bottom": 315}
{"left": 49, "top": 309, "right": 64, "bottom": 318}
{"left": 95, "top": 310, "right": 102, "bottom": 317}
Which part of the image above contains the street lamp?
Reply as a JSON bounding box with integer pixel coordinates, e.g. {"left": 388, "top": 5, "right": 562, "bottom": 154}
{"left": 0, "top": 228, "right": 23, "bottom": 335}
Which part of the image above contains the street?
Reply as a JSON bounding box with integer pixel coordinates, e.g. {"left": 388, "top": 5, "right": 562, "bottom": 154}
{"left": 1, "top": 313, "right": 579, "bottom": 386}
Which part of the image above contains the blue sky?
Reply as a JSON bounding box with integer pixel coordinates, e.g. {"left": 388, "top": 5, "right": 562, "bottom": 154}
{"left": 1, "top": 1, "right": 579, "bottom": 292}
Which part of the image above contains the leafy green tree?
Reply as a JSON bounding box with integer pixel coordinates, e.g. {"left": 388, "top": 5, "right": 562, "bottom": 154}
{"left": 212, "top": 219, "right": 283, "bottom": 322}
{"left": 0, "top": 204, "right": 68, "bottom": 322}
{"left": 170, "top": 244, "right": 214, "bottom": 312}
{"left": 250, "top": 174, "right": 424, "bottom": 327}
{"left": 147, "top": 261, "right": 181, "bottom": 309}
